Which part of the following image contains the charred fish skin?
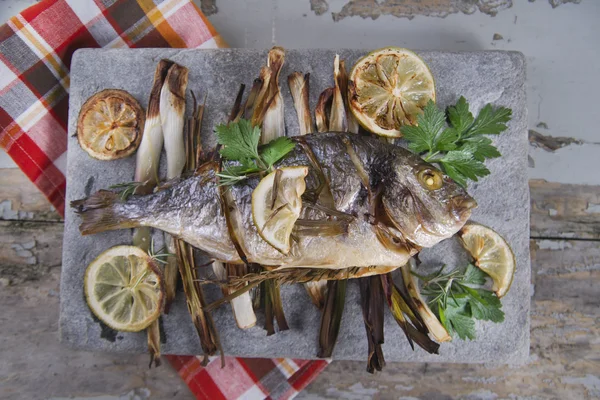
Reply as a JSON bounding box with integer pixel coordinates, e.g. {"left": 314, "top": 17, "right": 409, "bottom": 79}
{"left": 73, "top": 132, "right": 476, "bottom": 268}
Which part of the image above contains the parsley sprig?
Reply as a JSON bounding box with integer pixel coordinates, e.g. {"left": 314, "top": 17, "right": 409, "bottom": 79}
{"left": 401, "top": 97, "right": 511, "bottom": 187}
{"left": 215, "top": 119, "right": 295, "bottom": 185}
{"left": 413, "top": 264, "right": 504, "bottom": 340}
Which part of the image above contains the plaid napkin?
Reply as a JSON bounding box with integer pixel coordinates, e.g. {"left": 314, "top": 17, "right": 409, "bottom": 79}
{"left": 0, "top": 1, "right": 328, "bottom": 399}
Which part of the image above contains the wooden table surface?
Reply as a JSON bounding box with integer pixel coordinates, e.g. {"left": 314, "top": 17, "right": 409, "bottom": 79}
{"left": 1, "top": 168, "right": 599, "bottom": 399}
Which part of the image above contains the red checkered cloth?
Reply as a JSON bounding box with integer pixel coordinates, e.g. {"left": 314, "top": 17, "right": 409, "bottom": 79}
{"left": 0, "top": 1, "right": 329, "bottom": 399}
{"left": 170, "top": 356, "right": 329, "bottom": 399}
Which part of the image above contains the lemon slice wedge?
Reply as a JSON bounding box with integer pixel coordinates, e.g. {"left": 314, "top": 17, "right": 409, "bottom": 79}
{"left": 349, "top": 47, "right": 435, "bottom": 137}
{"left": 252, "top": 167, "right": 308, "bottom": 254}
{"left": 84, "top": 245, "right": 165, "bottom": 332}
{"left": 77, "top": 89, "right": 145, "bottom": 160}
{"left": 459, "top": 224, "right": 516, "bottom": 298}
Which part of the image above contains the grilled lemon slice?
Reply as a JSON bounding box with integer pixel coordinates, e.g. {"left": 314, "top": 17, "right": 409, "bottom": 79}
{"left": 77, "top": 89, "right": 145, "bottom": 160}
{"left": 252, "top": 167, "right": 308, "bottom": 254}
{"left": 84, "top": 245, "right": 165, "bottom": 332}
{"left": 459, "top": 224, "right": 516, "bottom": 298}
{"left": 349, "top": 47, "right": 435, "bottom": 137}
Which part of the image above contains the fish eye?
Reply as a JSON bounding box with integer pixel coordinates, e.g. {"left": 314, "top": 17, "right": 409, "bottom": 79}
{"left": 417, "top": 167, "right": 443, "bottom": 190}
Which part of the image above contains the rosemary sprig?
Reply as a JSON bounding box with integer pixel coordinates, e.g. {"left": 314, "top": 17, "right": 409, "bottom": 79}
{"left": 413, "top": 264, "right": 505, "bottom": 340}
{"left": 146, "top": 239, "right": 173, "bottom": 265}
{"left": 109, "top": 181, "right": 146, "bottom": 201}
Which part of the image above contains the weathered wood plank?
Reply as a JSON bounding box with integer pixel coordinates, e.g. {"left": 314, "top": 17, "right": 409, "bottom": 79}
{"left": 530, "top": 179, "right": 600, "bottom": 240}
{"left": 0, "top": 221, "right": 64, "bottom": 284}
{"left": 299, "top": 239, "right": 600, "bottom": 400}
{"left": 0, "top": 168, "right": 62, "bottom": 221}
{"left": 0, "top": 267, "right": 193, "bottom": 400}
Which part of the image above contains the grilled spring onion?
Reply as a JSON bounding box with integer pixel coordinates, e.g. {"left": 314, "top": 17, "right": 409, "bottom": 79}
{"left": 318, "top": 279, "right": 346, "bottom": 357}
{"left": 132, "top": 60, "right": 172, "bottom": 368}
{"left": 258, "top": 47, "right": 289, "bottom": 334}
{"left": 177, "top": 91, "right": 223, "bottom": 365}
{"left": 401, "top": 258, "right": 452, "bottom": 342}
{"left": 315, "top": 88, "right": 333, "bottom": 133}
{"left": 330, "top": 55, "right": 348, "bottom": 133}
{"left": 213, "top": 83, "right": 259, "bottom": 331}
{"left": 288, "top": 72, "right": 314, "bottom": 136}
{"left": 161, "top": 64, "right": 189, "bottom": 180}
{"left": 212, "top": 261, "right": 257, "bottom": 329}
{"left": 335, "top": 56, "right": 359, "bottom": 133}
{"left": 288, "top": 71, "right": 331, "bottom": 310}
{"left": 261, "top": 46, "right": 286, "bottom": 142}
{"left": 359, "top": 275, "right": 386, "bottom": 373}
{"left": 135, "top": 60, "right": 172, "bottom": 189}
{"left": 305, "top": 280, "right": 328, "bottom": 309}
{"left": 176, "top": 238, "right": 222, "bottom": 366}
{"left": 160, "top": 63, "right": 189, "bottom": 315}
{"left": 250, "top": 66, "right": 271, "bottom": 127}
{"left": 381, "top": 273, "right": 440, "bottom": 354}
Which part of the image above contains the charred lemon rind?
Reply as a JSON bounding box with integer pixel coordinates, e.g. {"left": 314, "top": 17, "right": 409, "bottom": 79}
{"left": 84, "top": 245, "right": 165, "bottom": 332}
{"left": 459, "top": 223, "right": 516, "bottom": 298}
{"left": 349, "top": 47, "right": 436, "bottom": 138}
{"left": 77, "top": 89, "right": 145, "bottom": 161}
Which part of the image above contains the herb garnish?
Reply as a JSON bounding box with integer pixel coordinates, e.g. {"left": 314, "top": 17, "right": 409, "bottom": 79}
{"left": 413, "top": 264, "right": 505, "bottom": 340}
{"left": 402, "top": 97, "right": 512, "bottom": 187}
{"left": 215, "top": 119, "right": 295, "bottom": 185}
{"left": 109, "top": 181, "right": 146, "bottom": 201}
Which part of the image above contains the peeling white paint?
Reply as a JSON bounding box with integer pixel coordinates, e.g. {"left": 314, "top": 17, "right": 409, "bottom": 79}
{"left": 0, "top": 200, "right": 18, "bottom": 220}
{"left": 0, "top": 199, "right": 36, "bottom": 220}
{"left": 394, "top": 384, "right": 414, "bottom": 391}
{"left": 18, "top": 210, "right": 34, "bottom": 219}
{"left": 548, "top": 208, "right": 558, "bottom": 216}
{"left": 585, "top": 203, "right": 600, "bottom": 214}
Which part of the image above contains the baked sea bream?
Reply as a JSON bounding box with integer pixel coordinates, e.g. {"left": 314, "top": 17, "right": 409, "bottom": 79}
{"left": 72, "top": 132, "right": 476, "bottom": 272}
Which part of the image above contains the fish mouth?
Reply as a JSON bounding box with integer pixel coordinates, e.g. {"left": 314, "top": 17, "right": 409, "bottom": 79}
{"left": 451, "top": 195, "right": 478, "bottom": 221}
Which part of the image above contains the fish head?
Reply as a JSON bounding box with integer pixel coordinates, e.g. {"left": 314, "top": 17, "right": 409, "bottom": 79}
{"left": 382, "top": 150, "right": 477, "bottom": 248}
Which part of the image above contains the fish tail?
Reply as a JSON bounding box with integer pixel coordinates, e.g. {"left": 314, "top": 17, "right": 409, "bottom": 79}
{"left": 71, "top": 190, "right": 138, "bottom": 235}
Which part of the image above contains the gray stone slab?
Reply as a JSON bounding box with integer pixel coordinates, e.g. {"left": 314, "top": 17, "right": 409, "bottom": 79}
{"left": 60, "top": 48, "right": 529, "bottom": 363}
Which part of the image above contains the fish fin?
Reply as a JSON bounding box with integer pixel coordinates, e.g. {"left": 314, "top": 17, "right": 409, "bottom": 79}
{"left": 71, "top": 190, "right": 137, "bottom": 234}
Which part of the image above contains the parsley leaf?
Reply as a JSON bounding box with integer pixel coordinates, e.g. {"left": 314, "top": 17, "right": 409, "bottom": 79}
{"left": 463, "top": 264, "right": 487, "bottom": 285}
{"left": 447, "top": 96, "right": 474, "bottom": 138}
{"left": 215, "top": 119, "right": 296, "bottom": 185}
{"left": 465, "top": 104, "right": 512, "bottom": 137}
{"left": 260, "top": 136, "right": 296, "bottom": 167}
{"left": 468, "top": 289, "right": 505, "bottom": 323}
{"left": 402, "top": 100, "right": 446, "bottom": 153}
{"left": 215, "top": 119, "right": 261, "bottom": 162}
{"left": 401, "top": 97, "right": 511, "bottom": 187}
{"left": 443, "top": 297, "right": 476, "bottom": 340}
{"left": 435, "top": 128, "right": 459, "bottom": 152}
{"left": 440, "top": 150, "right": 490, "bottom": 186}
{"left": 459, "top": 136, "right": 501, "bottom": 162}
